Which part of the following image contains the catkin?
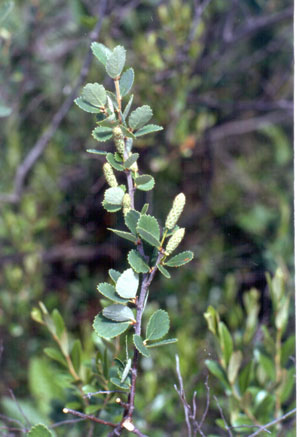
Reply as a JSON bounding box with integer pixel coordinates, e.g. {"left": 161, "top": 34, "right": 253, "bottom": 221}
{"left": 103, "top": 163, "right": 118, "bottom": 187}
{"left": 113, "top": 126, "right": 125, "bottom": 156}
{"left": 165, "top": 193, "right": 186, "bottom": 229}
{"left": 165, "top": 228, "right": 185, "bottom": 255}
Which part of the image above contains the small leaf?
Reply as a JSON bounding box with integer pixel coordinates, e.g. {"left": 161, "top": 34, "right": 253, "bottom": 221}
{"left": 106, "top": 45, "right": 126, "bottom": 79}
{"left": 93, "top": 313, "right": 130, "bottom": 339}
{"left": 121, "top": 358, "right": 132, "bottom": 383}
{"left": 123, "top": 94, "right": 134, "bottom": 120}
{"left": 135, "top": 175, "right": 153, "bottom": 186}
{"left": 103, "top": 304, "right": 135, "bottom": 322}
{"left": 44, "top": 347, "right": 67, "bottom": 367}
{"left": 27, "top": 424, "right": 53, "bottom": 437}
{"left": 124, "top": 153, "right": 139, "bottom": 169}
{"left": 147, "top": 338, "right": 178, "bottom": 348}
{"left": 71, "top": 340, "right": 82, "bottom": 374}
{"left": 108, "top": 228, "right": 137, "bottom": 243}
{"left": 110, "top": 376, "right": 130, "bottom": 390}
{"left": 91, "top": 42, "right": 112, "bottom": 66}
{"left": 129, "top": 105, "right": 153, "bottom": 130}
{"left": 238, "top": 361, "right": 254, "bottom": 394}
{"left": 120, "top": 68, "right": 134, "bottom": 96}
{"left": 82, "top": 83, "right": 106, "bottom": 108}
{"left": 106, "top": 153, "right": 124, "bottom": 171}
{"left": 128, "top": 249, "right": 150, "bottom": 273}
{"left": 109, "top": 269, "right": 122, "bottom": 283}
{"left": 92, "top": 126, "right": 113, "bottom": 142}
{"left": 51, "top": 309, "right": 65, "bottom": 338}
{"left": 164, "top": 251, "right": 194, "bottom": 267}
{"left": 133, "top": 335, "right": 150, "bottom": 358}
{"left": 136, "top": 177, "right": 155, "bottom": 191}
{"left": 97, "top": 282, "right": 128, "bottom": 304}
{"left": 146, "top": 309, "right": 170, "bottom": 341}
{"left": 104, "top": 187, "right": 124, "bottom": 205}
{"left": 125, "top": 209, "right": 140, "bottom": 234}
{"left": 74, "top": 97, "right": 99, "bottom": 113}
{"left": 141, "top": 204, "right": 149, "bottom": 214}
{"left": 102, "top": 201, "right": 122, "bottom": 212}
{"left": 137, "top": 214, "right": 161, "bottom": 247}
{"left": 86, "top": 149, "right": 107, "bottom": 155}
{"left": 218, "top": 322, "right": 233, "bottom": 367}
{"left": 205, "top": 359, "right": 231, "bottom": 390}
{"left": 116, "top": 268, "right": 139, "bottom": 299}
{"left": 204, "top": 306, "right": 220, "bottom": 336}
{"left": 135, "top": 124, "right": 163, "bottom": 137}
{"left": 157, "top": 264, "right": 171, "bottom": 279}
{"left": 227, "top": 350, "right": 243, "bottom": 385}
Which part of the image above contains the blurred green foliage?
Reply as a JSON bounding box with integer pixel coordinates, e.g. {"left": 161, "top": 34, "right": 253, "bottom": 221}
{"left": 0, "top": 0, "right": 294, "bottom": 435}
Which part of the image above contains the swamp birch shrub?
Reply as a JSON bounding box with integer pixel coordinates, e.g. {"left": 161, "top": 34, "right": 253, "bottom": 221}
{"left": 32, "top": 42, "right": 194, "bottom": 435}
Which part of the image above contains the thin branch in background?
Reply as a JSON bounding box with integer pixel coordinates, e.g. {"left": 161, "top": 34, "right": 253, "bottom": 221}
{"left": 83, "top": 390, "right": 124, "bottom": 399}
{"left": 8, "top": 389, "right": 31, "bottom": 429}
{"left": 0, "top": 0, "right": 108, "bottom": 204}
{"left": 213, "top": 396, "right": 233, "bottom": 437}
{"left": 174, "top": 354, "right": 192, "bottom": 437}
{"left": 197, "top": 375, "right": 210, "bottom": 433}
{"left": 0, "top": 414, "right": 26, "bottom": 433}
{"left": 50, "top": 418, "right": 84, "bottom": 429}
{"left": 247, "top": 408, "right": 296, "bottom": 437}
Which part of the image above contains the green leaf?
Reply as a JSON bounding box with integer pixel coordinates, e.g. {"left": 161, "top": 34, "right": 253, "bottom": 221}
{"left": 157, "top": 264, "right": 171, "bottom": 279}
{"left": 135, "top": 124, "right": 163, "bottom": 137}
{"left": 109, "top": 269, "right": 121, "bottom": 283}
{"left": 120, "top": 358, "right": 132, "bottom": 383}
{"left": 0, "top": 1, "right": 14, "bottom": 25}
{"left": 108, "top": 228, "right": 137, "bottom": 243}
{"left": 135, "top": 175, "right": 153, "bottom": 186}
{"left": 129, "top": 105, "right": 153, "bottom": 130}
{"left": 74, "top": 97, "right": 100, "bottom": 113}
{"left": 124, "top": 153, "right": 139, "bottom": 169}
{"left": 147, "top": 338, "right": 178, "bottom": 348}
{"left": 227, "top": 350, "right": 243, "bottom": 384}
{"left": 86, "top": 149, "right": 107, "bottom": 155}
{"left": 105, "top": 45, "right": 126, "bottom": 79}
{"left": 106, "top": 153, "right": 124, "bottom": 171}
{"left": 255, "top": 350, "right": 275, "bottom": 381}
{"left": 125, "top": 209, "right": 140, "bottom": 234}
{"left": 127, "top": 249, "right": 150, "bottom": 273}
{"left": 102, "top": 201, "right": 122, "bottom": 212}
{"left": 104, "top": 187, "right": 124, "bottom": 205}
{"left": 136, "top": 214, "right": 161, "bottom": 248}
{"left": 281, "top": 335, "right": 295, "bottom": 367}
{"left": 123, "top": 94, "right": 134, "bottom": 120}
{"left": 27, "top": 424, "right": 53, "bottom": 437}
{"left": 120, "top": 68, "right": 134, "bottom": 96}
{"left": 71, "top": 340, "right": 82, "bottom": 374}
{"left": 136, "top": 177, "right": 155, "bottom": 191}
{"left": 110, "top": 376, "right": 130, "bottom": 390}
{"left": 91, "top": 42, "right": 112, "bottom": 66}
{"left": 43, "top": 347, "right": 67, "bottom": 367}
{"left": 133, "top": 335, "right": 150, "bottom": 358}
{"left": 279, "top": 367, "right": 295, "bottom": 403}
{"left": 116, "top": 268, "right": 139, "bottom": 299}
{"left": 120, "top": 124, "right": 136, "bottom": 139}
{"left": 106, "top": 90, "right": 119, "bottom": 110}
{"left": 205, "top": 359, "right": 230, "bottom": 390}
{"left": 238, "top": 361, "right": 253, "bottom": 394}
{"left": 97, "top": 282, "right": 128, "bottom": 304}
{"left": 218, "top": 322, "right": 233, "bottom": 367}
{"left": 103, "top": 304, "right": 135, "bottom": 323}
{"left": 51, "top": 309, "right": 65, "bottom": 338}
{"left": 92, "top": 126, "right": 113, "bottom": 142}
{"left": 204, "top": 306, "right": 220, "bottom": 336}
{"left": 141, "top": 204, "right": 149, "bottom": 214}
{"left": 93, "top": 313, "right": 130, "bottom": 339}
{"left": 164, "top": 251, "right": 194, "bottom": 267}
{"left": 82, "top": 83, "right": 106, "bottom": 108}
{"left": 146, "top": 309, "right": 170, "bottom": 341}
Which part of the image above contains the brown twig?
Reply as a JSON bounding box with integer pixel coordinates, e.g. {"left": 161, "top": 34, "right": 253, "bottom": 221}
{"left": 62, "top": 408, "right": 117, "bottom": 428}
{"left": 0, "top": 0, "right": 108, "bottom": 204}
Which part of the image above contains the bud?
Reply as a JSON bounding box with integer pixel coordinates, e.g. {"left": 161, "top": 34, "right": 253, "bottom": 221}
{"left": 122, "top": 193, "right": 131, "bottom": 216}
{"left": 113, "top": 126, "right": 125, "bottom": 156}
{"left": 103, "top": 163, "right": 118, "bottom": 187}
{"left": 165, "top": 228, "right": 185, "bottom": 256}
{"left": 165, "top": 193, "right": 186, "bottom": 229}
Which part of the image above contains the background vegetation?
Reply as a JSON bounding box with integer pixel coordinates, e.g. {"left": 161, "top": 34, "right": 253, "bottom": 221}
{"left": 0, "top": 0, "right": 294, "bottom": 435}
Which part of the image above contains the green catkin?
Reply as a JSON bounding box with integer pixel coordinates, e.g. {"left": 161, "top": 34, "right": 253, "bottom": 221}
{"left": 165, "top": 193, "right": 186, "bottom": 229}
{"left": 122, "top": 193, "right": 131, "bottom": 216}
{"left": 113, "top": 126, "right": 125, "bottom": 156}
{"left": 103, "top": 163, "right": 118, "bottom": 187}
{"left": 165, "top": 228, "right": 185, "bottom": 256}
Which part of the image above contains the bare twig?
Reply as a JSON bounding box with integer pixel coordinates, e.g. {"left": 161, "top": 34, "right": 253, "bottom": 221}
{"left": 174, "top": 354, "right": 192, "bottom": 437}
{"left": 247, "top": 408, "right": 296, "bottom": 437}
{"left": 213, "top": 396, "right": 233, "bottom": 437}
{"left": 0, "top": 0, "right": 108, "bottom": 204}
{"left": 62, "top": 408, "right": 117, "bottom": 428}
{"left": 8, "top": 389, "right": 31, "bottom": 429}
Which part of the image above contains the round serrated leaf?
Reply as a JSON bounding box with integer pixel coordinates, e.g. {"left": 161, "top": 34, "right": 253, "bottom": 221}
{"left": 147, "top": 338, "right": 178, "bottom": 348}
{"left": 164, "top": 251, "right": 194, "bottom": 267}
{"left": 109, "top": 269, "right": 122, "bottom": 283}
{"left": 82, "top": 83, "right": 107, "bottom": 108}
{"left": 106, "top": 153, "right": 124, "bottom": 171}
{"left": 93, "top": 313, "right": 130, "bottom": 339}
{"left": 136, "top": 176, "right": 155, "bottom": 191}
{"left": 92, "top": 126, "right": 113, "bottom": 142}
{"left": 108, "top": 228, "right": 137, "bottom": 243}
{"left": 102, "top": 201, "right": 122, "bottom": 212}
{"left": 124, "top": 153, "right": 139, "bottom": 169}
{"left": 74, "top": 97, "right": 100, "bottom": 113}
{"left": 105, "top": 45, "right": 126, "bottom": 79}
{"left": 125, "top": 209, "right": 140, "bottom": 234}
{"left": 120, "top": 68, "right": 134, "bottom": 96}
{"left": 27, "top": 424, "right": 53, "bottom": 437}
{"left": 133, "top": 334, "right": 150, "bottom": 357}
{"left": 97, "top": 282, "right": 128, "bottom": 304}
{"left": 103, "top": 304, "right": 135, "bottom": 322}
{"left": 157, "top": 264, "right": 171, "bottom": 279}
{"left": 146, "top": 309, "right": 170, "bottom": 341}
{"left": 135, "top": 124, "right": 163, "bottom": 137}
{"left": 137, "top": 214, "right": 160, "bottom": 240}
{"left": 110, "top": 377, "right": 130, "bottom": 390}
{"left": 104, "top": 187, "right": 125, "bottom": 205}
{"left": 116, "top": 268, "right": 139, "bottom": 299}
{"left": 128, "top": 249, "right": 150, "bottom": 273}
{"left": 129, "top": 105, "right": 153, "bottom": 130}
{"left": 91, "top": 42, "right": 112, "bottom": 66}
